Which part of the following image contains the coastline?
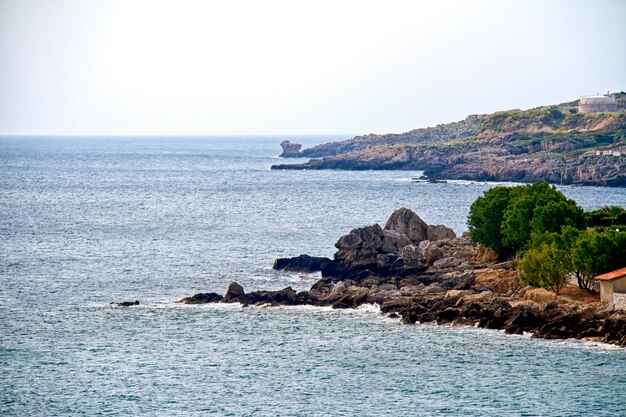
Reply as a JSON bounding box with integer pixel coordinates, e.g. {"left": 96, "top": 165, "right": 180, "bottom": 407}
{"left": 178, "top": 208, "right": 626, "bottom": 347}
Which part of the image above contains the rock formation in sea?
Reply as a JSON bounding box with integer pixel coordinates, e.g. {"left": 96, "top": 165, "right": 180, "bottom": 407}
{"left": 278, "top": 140, "right": 303, "bottom": 157}
{"left": 180, "top": 208, "right": 626, "bottom": 346}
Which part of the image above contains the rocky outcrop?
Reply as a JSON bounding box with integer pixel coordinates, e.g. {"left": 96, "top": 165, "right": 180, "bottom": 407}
{"left": 279, "top": 140, "right": 303, "bottom": 157}
{"left": 180, "top": 209, "right": 626, "bottom": 346}
{"left": 273, "top": 255, "right": 331, "bottom": 272}
{"left": 317, "top": 209, "right": 460, "bottom": 281}
{"left": 271, "top": 104, "right": 626, "bottom": 187}
{"left": 384, "top": 208, "right": 429, "bottom": 242}
{"left": 180, "top": 293, "right": 223, "bottom": 304}
{"left": 110, "top": 300, "right": 140, "bottom": 307}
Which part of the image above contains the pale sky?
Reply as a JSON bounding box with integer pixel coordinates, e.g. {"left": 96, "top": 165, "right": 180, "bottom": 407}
{"left": 1, "top": 0, "right": 625, "bottom": 136}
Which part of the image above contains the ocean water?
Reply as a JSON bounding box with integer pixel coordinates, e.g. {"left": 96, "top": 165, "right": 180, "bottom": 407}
{"left": 1, "top": 135, "right": 625, "bottom": 416}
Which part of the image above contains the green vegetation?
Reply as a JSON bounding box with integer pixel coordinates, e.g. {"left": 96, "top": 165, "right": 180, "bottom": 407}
{"left": 468, "top": 183, "right": 626, "bottom": 293}
{"left": 519, "top": 242, "right": 568, "bottom": 295}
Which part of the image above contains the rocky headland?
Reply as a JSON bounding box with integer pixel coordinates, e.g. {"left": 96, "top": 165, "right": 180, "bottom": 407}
{"left": 272, "top": 96, "right": 626, "bottom": 187}
{"left": 180, "top": 208, "right": 626, "bottom": 347}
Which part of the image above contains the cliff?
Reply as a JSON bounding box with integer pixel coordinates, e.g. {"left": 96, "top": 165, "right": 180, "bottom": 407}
{"left": 272, "top": 95, "right": 626, "bottom": 187}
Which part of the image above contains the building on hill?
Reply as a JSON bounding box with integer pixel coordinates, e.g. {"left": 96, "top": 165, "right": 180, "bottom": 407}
{"left": 595, "top": 267, "right": 626, "bottom": 310}
{"left": 594, "top": 147, "right": 625, "bottom": 156}
{"left": 579, "top": 95, "right": 617, "bottom": 113}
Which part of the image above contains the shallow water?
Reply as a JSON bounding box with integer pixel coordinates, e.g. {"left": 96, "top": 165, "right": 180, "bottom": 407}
{"left": 1, "top": 136, "right": 625, "bottom": 416}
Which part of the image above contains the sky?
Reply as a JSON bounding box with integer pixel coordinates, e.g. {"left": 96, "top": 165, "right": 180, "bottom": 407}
{"left": 1, "top": 0, "right": 625, "bottom": 136}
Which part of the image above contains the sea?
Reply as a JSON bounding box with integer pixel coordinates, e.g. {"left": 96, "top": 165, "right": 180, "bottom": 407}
{"left": 1, "top": 135, "right": 626, "bottom": 416}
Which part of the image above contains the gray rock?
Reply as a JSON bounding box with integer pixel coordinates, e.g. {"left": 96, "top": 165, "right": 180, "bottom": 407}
{"left": 384, "top": 208, "right": 428, "bottom": 243}
{"left": 418, "top": 241, "right": 445, "bottom": 265}
{"left": 381, "top": 229, "right": 412, "bottom": 253}
{"left": 399, "top": 245, "right": 423, "bottom": 267}
{"left": 426, "top": 224, "right": 456, "bottom": 241}
{"left": 432, "top": 256, "right": 463, "bottom": 269}
{"left": 279, "top": 140, "right": 303, "bottom": 157}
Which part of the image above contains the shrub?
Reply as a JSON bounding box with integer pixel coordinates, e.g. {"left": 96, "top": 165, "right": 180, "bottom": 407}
{"left": 520, "top": 243, "right": 568, "bottom": 295}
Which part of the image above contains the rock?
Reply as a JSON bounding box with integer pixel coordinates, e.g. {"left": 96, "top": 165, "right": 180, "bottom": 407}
{"left": 381, "top": 229, "right": 412, "bottom": 253}
{"left": 398, "top": 245, "right": 423, "bottom": 267}
{"left": 223, "top": 281, "right": 246, "bottom": 303}
{"left": 360, "top": 276, "right": 382, "bottom": 287}
{"left": 279, "top": 140, "right": 303, "bottom": 157}
{"left": 524, "top": 288, "right": 557, "bottom": 304}
{"left": 268, "top": 287, "right": 298, "bottom": 305}
{"left": 376, "top": 253, "right": 400, "bottom": 270}
{"left": 426, "top": 224, "right": 456, "bottom": 241}
{"left": 486, "top": 275, "right": 522, "bottom": 294}
{"left": 424, "top": 283, "right": 446, "bottom": 294}
{"left": 334, "top": 224, "right": 384, "bottom": 266}
{"left": 322, "top": 224, "right": 386, "bottom": 280}
{"left": 439, "top": 271, "right": 476, "bottom": 290}
{"left": 418, "top": 241, "right": 445, "bottom": 265}
{"left": 432, "top": 256, "right": 462, "bottom": 270}
{"left": 179, "top": 293, "right": 223, "bottom": 304}
{"left": 273, "top": 254, "right": 331, "bottom": 272}
{"left": 445, "top": 289, "right": 472, "bottom": 299}
{"left": 110, "top": 300, "right": 139, "bottom": 307}
{"left": 384, "top": 208, "right": 429, "bottom": 243}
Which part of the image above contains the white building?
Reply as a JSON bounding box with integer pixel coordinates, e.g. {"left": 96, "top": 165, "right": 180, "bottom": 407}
{"left": 579, "top": 95, "right": 617, "bottom": 113}
{"left": 595, "top": 267, "right": 626, "bottom": 310}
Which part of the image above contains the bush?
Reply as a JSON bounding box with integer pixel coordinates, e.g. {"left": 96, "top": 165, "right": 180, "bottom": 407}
{"left": 520, "top": 243, "right": 568, "bottom": 295}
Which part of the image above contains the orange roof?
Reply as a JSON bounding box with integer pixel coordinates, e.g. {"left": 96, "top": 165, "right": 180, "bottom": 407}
{"left": 595, "top": 267, "right": 626, "bottom": 281}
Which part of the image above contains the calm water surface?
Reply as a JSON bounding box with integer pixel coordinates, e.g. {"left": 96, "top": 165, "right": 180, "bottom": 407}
{"left": 1, "top": 136, "right": 625, "bottom": 416}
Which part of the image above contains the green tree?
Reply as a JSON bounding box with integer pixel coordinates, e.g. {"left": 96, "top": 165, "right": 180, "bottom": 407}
{"left": 468, "top": 186, "right": 514, "bottom": 259}
{"left": 501, "top": 182, "right": 583, "bottom": 252}
{"left": 586, "top": 206, "right": 626, "bottom": 227}
{"left": 571, "top": 228, "right": 626, "bottom": 291}
{"left": 520, "top": 242, "right": 568, "bottom": 295}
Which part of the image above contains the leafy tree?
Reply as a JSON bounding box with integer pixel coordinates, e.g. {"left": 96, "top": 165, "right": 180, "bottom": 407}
{"left": 468, "top": 186, "right": 514, "bottom": 258}
{"left": 501, "top": 182, "right": 583, "bottom": 252}
{"left": 571, "top": 228, "right": 626, "bottom": 291}
{"left": 520, "top": 242, "right": 568, "bottom": 294}
{"left": 586, "top": 205, "right": 626, "bottom": 227}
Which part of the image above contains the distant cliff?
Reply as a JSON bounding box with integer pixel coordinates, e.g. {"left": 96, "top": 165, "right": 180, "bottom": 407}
{"left": 272, "top": 95, "right": 626, "bottom": 187}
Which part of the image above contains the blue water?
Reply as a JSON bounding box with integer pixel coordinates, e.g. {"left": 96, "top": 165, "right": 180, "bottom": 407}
{"left": 1, "top": 136, "right": 625, "bottom": 416}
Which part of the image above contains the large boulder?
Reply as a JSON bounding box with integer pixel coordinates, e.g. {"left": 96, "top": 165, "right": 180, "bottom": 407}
{"left": 384, "top": 208, "right": 428, "bottom": 243}
{"left": 333, "top": 224, "right": 384, "bottom": 267}
{"left": 426, "top": 224, "right": 456, "bottom": 241}
{"left": 418, "top": 240, "right": 445, "bottom": 265}
{"left": 223, "top": 281, "right": 246, "bottom": 303}
{"left": 273, "top": 254, "right": 331, "bottom": 272}
{"left": 381, "top": 229, "right": 411, "bottom": 253}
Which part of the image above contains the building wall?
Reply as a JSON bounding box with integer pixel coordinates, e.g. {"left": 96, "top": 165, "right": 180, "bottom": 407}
{"left": 614, "top": 277, "right": 626, "bottom": 292}
{"left": 613, "top": 292, "right": 626, "bottom": 311}
{"left": 579, "top": 103, "right": 618, "bottom": 113}
{"left": 600, "top": 281, "right": 614, "bottom": 303}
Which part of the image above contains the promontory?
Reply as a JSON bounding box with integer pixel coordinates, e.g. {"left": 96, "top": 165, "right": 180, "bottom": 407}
{"left": 272, "top": 94, "right": 626, "bottom": 187}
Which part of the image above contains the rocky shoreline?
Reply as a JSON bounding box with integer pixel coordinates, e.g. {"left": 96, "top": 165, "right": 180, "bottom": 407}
{"left": 272, "top": 104, "right": 626, "bottom": 187}
{"left": 180, "top": 209, "right": 626, "bottom": 347}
